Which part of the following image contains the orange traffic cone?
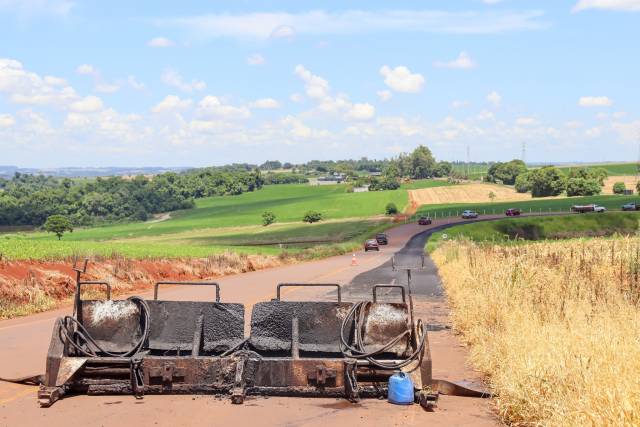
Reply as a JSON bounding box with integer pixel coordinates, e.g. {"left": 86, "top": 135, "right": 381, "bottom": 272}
{"left": 351, "top": 253, "right": 358, "bottom": 266}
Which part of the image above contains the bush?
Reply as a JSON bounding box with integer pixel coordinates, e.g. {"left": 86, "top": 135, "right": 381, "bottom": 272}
{"left": 566, "top": 178, "right": 602, "bottom": 197}
{"left": 369, "top": 177, "right": 400, "bottom": 191}
{"left": 261, "top": 211, "right": 276, "bottom": 226}
{"left": 529, "top": 166, "right": 566, "bottom": 197}
{"left": 302, "top": 211, "right": 323, "bottom": 223}
{"left": 514, "top": 173, "right": 531, "bottom": 193}
{"left": 613, "top": 182, "right": 626, "bottom": 194}
{"left": 385, "top": 202, "right": 398, "bottom": 215}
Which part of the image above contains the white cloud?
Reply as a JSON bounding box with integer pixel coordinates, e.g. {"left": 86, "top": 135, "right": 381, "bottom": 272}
{"left": 95, "top": 82, "right": 120, "bottom": 93}
{"left": 487, "top": 91, "right": 502, "bottom": 106}
{"left": 280, "top": 115, "right": 312, "bottom": 138}
{"left": 246, "top": 53, "right": 265, "bottom": 66}
{"left": 565, "top": 120, "right": 584, "bottom": 129}
{"left": 152, "top": 95, "right": 192, "bottom": 113}
{"left": 434, "top": 51, "right": 476, "bottom": 69}
{"left": 0, "top": 114, "right": 15, "bottom": 127}
{"left": 380, "top": 65, "right": 424, "bottom": 93}
{"left": 451, "top": 100, "right": 471, "bottom": 109}
{"left": 0, "top": 58, "right": 78, "bottom": 106}
{"left": 127, "top": 76, "right": 145, "bottom": 91}
{"left": 0, "top": 0, "right": 73, "bottom": 16}
{"left": 347, "top": 103, "right": 375, "bottom": 121}
{"left": 290, "top": 93, "right": 303, "bottom": 103}
{"left": 197, "top": 96, "right": 251, "bottom": 119}
{"left": 585, "top": 127, "right": 602, "bottom": 138}
{"left": 44, "top": 75, "right": 66, "bottom": 86}
{"left": 516, "top": 117, "right": 538, "bottom": 126}
{"left": 161, "top": 69, "right": 206, "bottom": 92}
{"left": 377, "top": 90, "right": 393, "bottom": 102}
{"left": 579, "top": 96, "right": 613, "bottom": 107}
{"left": 573, "top": 0, "right": 640, "bottom": 12}
{"left": 76, "top": 64, "right": 96, "bottom": 75}
{"left": 249, "top": 98, "right": 280, "bottom": 109}
{"left": 477, "top": 110, "right": 495, "bottom": 121}
{"left": 70, "top": 95, "right": 104, "bottom": 113}
{"left": 147, "top": 37, "right": 175, "bottom": 47}
{"left": 294, "top": 65, "right": 330, "bottom": 99}
{"left": 157, "top": 10, "right": 547, "bottom": 40}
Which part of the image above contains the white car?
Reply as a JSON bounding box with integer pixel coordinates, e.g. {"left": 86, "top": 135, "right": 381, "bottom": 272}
{"left": 594, "top": 205, "right": 606, "bottom": 213}
{"left": 461, "top": 210, "right": 479, "bottom": 219}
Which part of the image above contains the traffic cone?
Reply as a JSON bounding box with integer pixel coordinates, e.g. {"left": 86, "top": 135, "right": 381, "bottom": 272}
{"left": 351, "top": 253, "right": 358, "bottom": 266}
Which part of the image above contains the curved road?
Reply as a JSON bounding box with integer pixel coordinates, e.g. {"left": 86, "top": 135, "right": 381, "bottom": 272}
{"left": 0, "top": 216, "right": 516, "bottom": 427}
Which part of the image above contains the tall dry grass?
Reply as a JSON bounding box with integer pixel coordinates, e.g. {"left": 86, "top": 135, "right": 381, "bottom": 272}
{"left": 432, "top": 237, "right": 640, "bottom": 426}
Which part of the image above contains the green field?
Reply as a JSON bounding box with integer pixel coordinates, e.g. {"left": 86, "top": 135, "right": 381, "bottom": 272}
{"left": 426, "top": 212, "right": 640, "bottom": 251}
{"left": 415, "top": 194, "right": 640, "bottom": 220}
{"left": 400, "top": 179, "right": 454, "bottom": 190}
{"left": 554, "top": 163, "right": 637, "bottom": 175}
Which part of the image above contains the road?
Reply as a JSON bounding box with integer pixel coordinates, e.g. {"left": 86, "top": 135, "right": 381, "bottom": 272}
{"left": 0, "top": 218, "right": 498, "bottom": 427}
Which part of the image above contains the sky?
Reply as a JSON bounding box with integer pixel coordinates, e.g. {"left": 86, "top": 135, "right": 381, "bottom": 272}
{"left": 0, "top": 0, "right": 639, "bottom": 168}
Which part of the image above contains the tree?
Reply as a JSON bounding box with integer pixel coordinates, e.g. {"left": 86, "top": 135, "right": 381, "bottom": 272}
{"left": 613, "top": 182, "right": 626, "bottom": 194}
{"left": 528, "top": 166, "right": 566, "bottom": 197}
{"left": 514, "top": 173, "right": 531, "bottom": 193}
{"left": 485, "top": 160, "right": 527, "bottom": 185}
{"left": 409, "top": 145, "right": 436, "bottom": 179}
{"left": 302, "top": 211, "right": 323, "bottom": 223}
{"left": 488, "top": 191, "right": 496, "bottom": 203}
{"left": 433, "top": 161, "right": 453, "bottom": 177}
{"left": 566, "top": 178, "right": 602, "bottom": 196}
{"left": 385, "top": 203, "right": 398, "bottom": 215}
{"left": 44, "top": 215, "right": 73, "bottom": 240}
{"left": 262, "top": 211, "right": 276, "bottom": 226}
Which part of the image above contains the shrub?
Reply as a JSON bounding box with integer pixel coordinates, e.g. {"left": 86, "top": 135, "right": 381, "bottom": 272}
{"left": 261, "top": 211, "right": 276, "bottom": 226}
{"left": 302, "top": 211, "right": 323, "bottom": 223}
{"left": 43, "top": 215, "right": 73, "bottom": 240}
{"left": 385, "top": 202, "right": 398, "bottom": 215}
{"left": 529, "top": 166, "right": 566, "bottom": 197}
{"left": 566, "top": 178, "right": 601, "bottom": 197}
{"left": 613, "top": 182, "right": 626, "bottom": 194}
{"left": 514, "top": 173, "right": 531, "bottom": 193}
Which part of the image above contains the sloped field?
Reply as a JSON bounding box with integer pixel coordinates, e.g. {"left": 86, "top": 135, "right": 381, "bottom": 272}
{"left": 409, "top": 183, "right": 534, "bottom": 207}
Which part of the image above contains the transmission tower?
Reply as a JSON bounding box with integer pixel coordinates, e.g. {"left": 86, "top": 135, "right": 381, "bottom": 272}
{"left": 466, "top": 145, "right": 471, "bottom": 179}
{"left": 521, "top": 141, "right": 526, "bottom": 165}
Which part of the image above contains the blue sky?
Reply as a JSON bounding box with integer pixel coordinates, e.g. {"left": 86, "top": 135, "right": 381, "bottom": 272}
{"left": 0, "top": 0, "right": 639, "bottom": 167}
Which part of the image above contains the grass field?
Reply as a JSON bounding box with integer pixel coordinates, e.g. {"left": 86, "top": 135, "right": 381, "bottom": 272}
{"left": 433, "top": 238, "right": 640, "bottom": 425}
{"left": 399, "top": 179, "right": 454, "bottom": 190}
{"left": 415, "top": 194, "right": 640, "bottom": 220}
{"left": 556, "top": 162, "right": 638, "bottom": 175}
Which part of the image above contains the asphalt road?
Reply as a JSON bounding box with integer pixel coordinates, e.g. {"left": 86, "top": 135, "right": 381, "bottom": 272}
{"left": 0, "top": 218, "right": 498, "bottom": 427}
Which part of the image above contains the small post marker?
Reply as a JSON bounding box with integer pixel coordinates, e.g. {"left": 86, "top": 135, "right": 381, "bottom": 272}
{"left": 351, "top": 253, "right": 358, "bottom": 266}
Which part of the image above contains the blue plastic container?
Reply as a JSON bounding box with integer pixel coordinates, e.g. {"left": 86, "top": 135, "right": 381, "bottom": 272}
{"left": 388, "top": 372, "right": 414, "bottom": 405}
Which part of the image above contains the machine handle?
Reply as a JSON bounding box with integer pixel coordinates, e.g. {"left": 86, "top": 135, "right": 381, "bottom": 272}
{"left": 372, "top": 285, "right": 406, "bottom": 303}
{"left": 276, "top": 283, "right": 341, "bottom": 302}
{"left": 154, "top": 281, "right": 220, "bottom": 302}
{"left": 77, "top": 281, "right": 112, "bottom": 300}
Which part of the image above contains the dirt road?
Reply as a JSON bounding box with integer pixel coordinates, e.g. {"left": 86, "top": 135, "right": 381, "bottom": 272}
{"left": 0, "top": 219, "right": 497, "bottom": 427}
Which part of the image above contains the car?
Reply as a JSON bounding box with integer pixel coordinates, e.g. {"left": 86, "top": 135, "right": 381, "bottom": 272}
{"left": 505, "top": 208, "right": 521, "bottom": 216}
{"left": 375, "top": 233, "right": 388, "bottom": 245}
{"left": 622, "top": 202, "right": 640, "bottom": 211}
{"left": 418, "top": 216, "right": 432, "bottom": 225}
{"left": 461, "top": 210, "right": 479, "bottom": 219}
{"left": 364, "top": 239, "right": 379, "bottom": 251}
{"left": 594, "top": 205, "right": 606, "bottom": 213}
{"left": 571, "top": 204, "right": 606, "bottom": 213}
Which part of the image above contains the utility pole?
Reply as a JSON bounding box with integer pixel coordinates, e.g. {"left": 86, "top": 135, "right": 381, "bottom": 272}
{"left": 521, "top": 141, "right": 527, "bottom": 165}
{"left": 466, "top": 145, "right": 470, "bottom": 179}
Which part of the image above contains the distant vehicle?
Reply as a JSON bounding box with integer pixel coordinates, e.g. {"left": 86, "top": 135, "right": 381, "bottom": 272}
{"left": 462, "top": 210, "right": 479, "bottom": 219}
{"left": 375, "top": 233, "right": 388, "bottom": 245}
{"left": 622, "top": 202, "right": 640, "bottom": 211}
{"left": 571, "top": 204, "right": 606, "bottom": 213}
{"left": 505, "top": 208, "right": 521, "bottom": 217}
{"left": 364, "top": 239, "right": 380, "bottom": 251}
{"left": 418, "top": 216, "right": 432, "bottom": 225}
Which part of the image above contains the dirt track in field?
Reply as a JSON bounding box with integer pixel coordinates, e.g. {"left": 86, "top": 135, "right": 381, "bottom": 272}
{"left": 0, "top": 220, "right": 497, "bottom": 427}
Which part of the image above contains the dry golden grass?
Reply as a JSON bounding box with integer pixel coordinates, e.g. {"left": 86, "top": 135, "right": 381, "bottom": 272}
{"left": 409, "top": 183, "right": 538, "bottom": 206}
{"left": 603, "top": 176, "right": 638, "bottom": 195}
{"left": 432, "top": 237, "right": 640, "bottom": 426}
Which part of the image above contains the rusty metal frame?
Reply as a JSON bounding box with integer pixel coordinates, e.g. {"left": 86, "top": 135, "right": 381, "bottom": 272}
{"left": 276, "top": 283, "right": 341, "bottom": 302}
{"left": 372, "top": 285, "right": 406, "bottom": 303}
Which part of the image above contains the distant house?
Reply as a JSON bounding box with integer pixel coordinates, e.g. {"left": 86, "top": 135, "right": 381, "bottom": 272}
{"left": 316, "top": 172, "right": 346, "bottom": 185}
{"left": 369, "top": 171, "right": 383, "bottom": 177}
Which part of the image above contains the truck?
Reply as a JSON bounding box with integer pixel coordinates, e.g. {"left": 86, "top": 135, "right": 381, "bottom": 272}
{"left": 571, "top": 204, "right": 606, "bottom": 213}
{"left": 622, "top": 202, "right": 640, "bottom": 211}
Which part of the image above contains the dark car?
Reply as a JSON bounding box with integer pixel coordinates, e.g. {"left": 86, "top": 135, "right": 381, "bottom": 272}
{"left": 418, "top": 216, "right": 432, "bottom": 225}
{"left": 364, "top": 239, "right": 379, "bottom": 252}
{"left": 505, "top": 208, "right": 521, "bottom": 216}
{"left": 375, "top": 233, "right": 388, "bottom": 245}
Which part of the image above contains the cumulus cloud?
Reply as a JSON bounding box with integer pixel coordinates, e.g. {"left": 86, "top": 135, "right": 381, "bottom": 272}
{"left": 294, "top": 65, "right": 330, "bottom": 99}
{"left": 95, "top": 82, "right": 120, "bottom": 93}
{"left": 487, "top": 91, "right": 502, "bottom": 106}
{"left": 434, "top": 51, "right": 476, "bottom": 69}
{"left": 147, "top": 37, "right": 175, "bottom": 47}
{"left": 249, "top": 98, "right": 280, "bottom": 109}
{"left": 152, "top": 95, "right": 192, "bottom": 113}
{"left": 377, "top": 90, "right": 392, "bottom": 102}
{"left": 0, "top": 114, "right": 15, "bottom": 127}
{"left": 0, "top": 58, "right": 78, "bottom": 106}
{"left": 197, "top": 96, "right": 251, "bottom": 119}
{"left": 246, "top": 53, "right": 265, "bottom": 65}
{"left": 70, "top": 95, "right": 104, "bottom": 113}
{"left": 451, "top": 100, "right": 471, "bottom": 109}
{"left": 579, "top": 96, "right": 613, "bottom": 107}
{"left": 289, "top": 93, "right": 303, "bottom": 103}
{"left": 127, "top": 76, "right": 145, "bottom": 91}
{"left": 380, "top": 65, "right": 424, "bottom": 93}
{"left": 573, "top": 0, "right": 640, "bottom": 12}
{"left": 76, "top": 64, "right": 96, "bottom": 75}
{"left": 44, "top": 75, "right": 67, "bottom": 86}
{"left": 347, "top": 103, "right": 375, "bottom": 121}
{"left": 161, "top": 69, "right": 206, "bottom": 92}
{"left": 156, "top": 10, "right": 547, "bottom": 40}
{"left": 516, "top": 117, "right": 539, "bottom": 126}
{"left": 0, "top": 0, "right": 73, "bottom": 16}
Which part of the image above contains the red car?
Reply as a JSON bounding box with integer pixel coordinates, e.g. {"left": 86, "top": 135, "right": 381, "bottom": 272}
{"left": 364, "top": 239, "right": 380, "bottom": 251}
{"left": 505, "top": 208, "right": 521, "bottom": 216}
{"left": 418, "top": 216, "right": 432, "bottom": 225}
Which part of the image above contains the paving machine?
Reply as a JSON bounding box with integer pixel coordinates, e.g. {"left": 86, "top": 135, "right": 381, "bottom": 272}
{"left": 36, "top": 260, "right": 487, "bottom": 409}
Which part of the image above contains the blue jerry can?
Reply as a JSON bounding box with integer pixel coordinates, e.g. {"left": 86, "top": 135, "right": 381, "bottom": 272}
{"left": 388, "top": 371, "right": 414, "bottom": 405}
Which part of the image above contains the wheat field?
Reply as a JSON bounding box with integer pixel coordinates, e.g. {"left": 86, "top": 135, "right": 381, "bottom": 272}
{"left": 432, "top": 237, "right": 640, "bottom": 426}
{"left": 409, "top": 183, "right": 536, "bottom": 206}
